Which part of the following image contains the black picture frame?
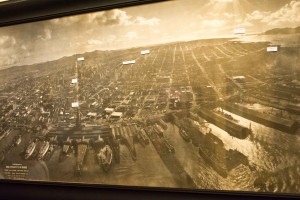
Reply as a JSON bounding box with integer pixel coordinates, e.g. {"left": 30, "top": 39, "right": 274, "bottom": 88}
{"left": 0, "top": 0, "right": 299, "bottom": 199}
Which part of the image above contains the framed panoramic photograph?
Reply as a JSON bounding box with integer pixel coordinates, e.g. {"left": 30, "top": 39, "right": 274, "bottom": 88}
{"left": 0, "top": 0, "right": 299, "bottom": 198}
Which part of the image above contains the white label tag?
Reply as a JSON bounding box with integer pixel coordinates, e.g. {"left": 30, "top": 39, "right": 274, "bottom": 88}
{"left": 71, "top": 79, "right": 78, "bottom": 84}
{"left": 77, "top": 57, "right": 85, "bottom": 61}
{"left": 267, "top": 46, "right": 278, "bottom": 52}
{"left": 234, "top": 28, "right": 245, "bottom": 34}
{"left": 122, "top": 60, "right": 136, "bottom": 65}
{"left": 141, "top": 50, "right": 150, "bottom": 55}
{"left": 72, "top": 102, "right": 79, "bottom": 108}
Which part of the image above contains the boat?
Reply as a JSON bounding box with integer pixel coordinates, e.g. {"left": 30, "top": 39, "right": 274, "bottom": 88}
{"left": 139, "top": 129, "right": 149, "bottom": 144}
{"left": 114, "top": 126, "right": 121, "bottom": 139}
{"left": 97, "top": 144, "right": 113, "bottom": 172}
{"left": 158, "top": 119, "right": 168, "bottom": 130}
{"left": 14, "top": 135, "right": 22, "bottom": 146}
{"left": 77, "top": 142, "right": 88, "bottom": 165}
{"left": 153, "top": 123, "right": 164, "bottom": 137}
{"left": 162, "top": 138, "right": 175, "bottom": 153}
{"left": 0, "top": 128, "right": 11, "bottom": 141}
{"left": 223, "top": 103, "right": 299, "bottom": 134}
{"left": 49, "top": 136, "right": 58, "bottom": 145}
{"left": 62, "top": 137, "right": 71, "bottom": 154}
{"left": 179, "top": 128, "right": 191, "bottom": 142}
{"left": 48, "top": 144, "right": 54, "bottom": 153}
{"left": 136, "top": 133, "right": 145, "bottom": 147}
{"left": 112, "top": 138, "right": 120, "bottom": 164}
{"left": 25, "top": 141, "right": 36, "bottom": 159}
{"left": 37, "top": 141, "right": 50, "bottom": 160}
{"left": 197, "top": 109, "right": 250, "bottom": 139}
{"left": 75, "top": 137, "right": 88, "bottom": 176}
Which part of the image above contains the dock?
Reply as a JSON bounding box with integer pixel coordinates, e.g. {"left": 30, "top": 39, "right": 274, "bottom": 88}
{"left": 145, "top": 127, "right": 197, "bottom": 188}
{"left": 223, "top": 103, "right": 299, "bottom": 134}
{"left": 120, "top": 126, "right": 136, "bottom": 160}
{"left": 196, "top": 109, "right": 250, "bottom": 139}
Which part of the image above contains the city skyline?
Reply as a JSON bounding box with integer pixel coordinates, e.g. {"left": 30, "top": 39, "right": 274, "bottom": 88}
{"left": 0, "top": 0, "right": 300, "bottom": 69}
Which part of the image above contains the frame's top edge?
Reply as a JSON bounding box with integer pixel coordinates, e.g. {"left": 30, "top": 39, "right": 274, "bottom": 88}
{"left": 0, "top": 0, "right": 165, "bottom": 27}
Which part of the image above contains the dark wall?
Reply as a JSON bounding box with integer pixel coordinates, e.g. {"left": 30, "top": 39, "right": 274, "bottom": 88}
{"left": 0, "top": 0, "right": 163, "bottom": 26}
{"left": 0, "top": 180, "right": 297, "bottom": 200}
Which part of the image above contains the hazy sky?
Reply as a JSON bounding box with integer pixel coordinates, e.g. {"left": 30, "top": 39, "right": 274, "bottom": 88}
{"left": 0, "top": 0, "right": 300, "bottom": 69}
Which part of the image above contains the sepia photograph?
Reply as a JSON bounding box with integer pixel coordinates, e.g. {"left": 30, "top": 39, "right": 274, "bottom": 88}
{"left": 0, "top": 0, "right": 300, "bottom": 195}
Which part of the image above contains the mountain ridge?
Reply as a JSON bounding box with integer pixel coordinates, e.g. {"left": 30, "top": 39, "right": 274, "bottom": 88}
{"left": 264, "top": 26, "right": 300, "bottom": 35}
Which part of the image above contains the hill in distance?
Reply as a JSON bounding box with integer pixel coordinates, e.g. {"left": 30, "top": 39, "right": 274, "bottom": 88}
{"left": 264, "top": 26, "right": 300, "bottom": 35}
{"left": 0, "top": 37, "right": 232, "bottom": 73}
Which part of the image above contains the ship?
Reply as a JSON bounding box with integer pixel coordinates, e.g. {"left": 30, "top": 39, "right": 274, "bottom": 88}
{"left": 48, "top": 144, "right": 54, "bottom": 153}
{"left": 75, "top": 137, "right": 88, "bottom": 176}
{"left": 136, "top": 133, "right": 145, "bottom": 147}
{"left": 196, "top": 109, "right": 250, "bottom": 139}
{"left": 37, "top": 141, "right": 50, "bottom": 160}
{"left": 97, "top": 144, "right": 113, "bottom": 172}
{"left": 120, "top": 126, "right": 137, "bottom": 161}
{"left": 25, "top": 141, "right": 36, "bottom": 160}
{"left": 14, "top": 135, "right": 22, "bottom": 146}
{"left": 62, "top": 137, "right": 71, "bottom": 154}
{"left": 179, "top": 128, "right": 191, "bottom": 142}
{"left": 49, "top": 136, "right": 58, "bottom": 145}
{"left": 139, "top": 129, "right": 149, "bottom": 145}
{"left": 158, "top": 119, "right": 168, "bottom": 130}
{"left": 198, "top": 132, "right": 248, "bottom": 177}
{"left": 0, "top": 128, "right": 11, "bottom": 141}
{"left": 216, "top": 108, "right": 239, "bottom": 123}
{"left": 162, "top": 138, "right": 175, "bottom": 153}
{"left": 111, "top": 137, "right": 120, "bottom": 164}
{"left": 223, "top": 103, "right": 299, "bottom": 134}
{"left": 153, "top": 123, "right": 164, "bottom": 137}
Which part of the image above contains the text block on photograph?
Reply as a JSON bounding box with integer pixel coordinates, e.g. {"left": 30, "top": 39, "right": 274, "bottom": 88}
{"left": 141, "top": 50, "right": 150, "bottom": 55}
{"left": 267, "top": 46, "right": 278, "bottom": 52}
{"left": 72, "top": 102, "right": 79, "bottom": 108}
{"left": 122, "top": 60, "right": 136, "bottom": 65}
{"left": 234, "top": 28, "right": 245, "bottom": 34}
{"left": 71, "top": 78, "right": 78, "bottom": 84}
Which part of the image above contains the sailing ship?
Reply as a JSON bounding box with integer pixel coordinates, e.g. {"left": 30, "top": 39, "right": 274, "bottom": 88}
{"left": 97, "top": 143, "right": 113, "bottom": 172}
